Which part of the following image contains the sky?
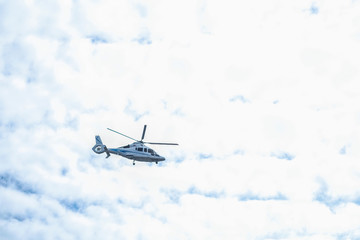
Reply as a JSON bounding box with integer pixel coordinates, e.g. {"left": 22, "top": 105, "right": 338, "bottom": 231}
{"left": 1, "top": 0, "right": 360, "bottom": 239}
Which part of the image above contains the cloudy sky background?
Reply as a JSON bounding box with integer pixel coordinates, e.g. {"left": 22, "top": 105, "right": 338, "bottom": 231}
{"left": 1, "top": 0, "right": 360, "bottom": 239}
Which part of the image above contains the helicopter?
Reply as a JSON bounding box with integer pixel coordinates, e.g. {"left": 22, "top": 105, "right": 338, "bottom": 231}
{"left": 92, "top": 125, "right": 178, "bottom": 165}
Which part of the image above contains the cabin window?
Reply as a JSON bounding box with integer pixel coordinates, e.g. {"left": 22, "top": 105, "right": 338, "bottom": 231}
{"left": 144, "top": 148, "right": 147, "bottom": 152}
{"left": 137, "top": 147, "right": 143, "bottom": 152}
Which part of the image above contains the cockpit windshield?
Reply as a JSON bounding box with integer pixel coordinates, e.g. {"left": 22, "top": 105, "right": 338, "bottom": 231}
{"left": 147, "top": 148, "right": 159, "bottom": 156}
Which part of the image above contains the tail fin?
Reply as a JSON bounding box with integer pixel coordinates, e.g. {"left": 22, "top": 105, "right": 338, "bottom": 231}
{"left": 92, "top": 135, "right": 110, "bottom": 158}
{"left": 95, "top": 135, "right": 103, "bottom": 145}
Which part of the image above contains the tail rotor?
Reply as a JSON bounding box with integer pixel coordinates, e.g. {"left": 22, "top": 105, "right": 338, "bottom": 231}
{"left": 92, "top": 135, "right": 110, "bottom": 158}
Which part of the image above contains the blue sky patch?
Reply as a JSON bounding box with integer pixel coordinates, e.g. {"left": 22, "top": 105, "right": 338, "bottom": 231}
{"left": 4, "top": 121, "right": 17, "bottom": 132}
{"left": 88, "top": 35, "right": 108, "bottom": 44}
{"left": 229, "top": 95, "right": 249, "bottom": 103}
{"left": 310, "top": 4, "right": 319, "bottom": 15}
{"left": 263, "top": 231, "right": 291, "bottom": 240}
{"left": 124, "top": 100, "right": 149, "bottom": 121}
{"left": 135, "top": 4, "right": 147, "bottom": 18}
{"left": 65, "top": 116, "right": 79, "bottom": 130}
{"left": 238, "top": 192, "right": 287, "bottom": 201}
{"left": 271, "top": 152, "right": 295, "bottom": 161}
{"left": 0, "top": 173, "right": 37, "bottom": 195}
{"left": 134, "top": 36, "right": 152, "bottom": 45}
{"left": 174, "top": 154, "right": 185, "bottom": 163}
{"left": 1, "top": 41, "right": 37, "bottom": 78}
{"left": 162, "top": 189, "right": 182, "bottom": 204}
{"left": 312, "top": 178, "right": 356, "bottom": 210}
{"left": 187, "top": 186, "right": 223, "bottom": 199}
{"left": 354, "top": 197, "right": 360, "bottom": 206}
{"left": 198, "top": 153, "right": 212, "bottom": 159}
{"left": 26, "top": 63, "right": 37, "bottom": 83}
{"left": 133, "top": 28, "right": 152, "bottom": 45}
{"left": 203, "top": 191, "right": 224, "bottom": 199}
{"left": 339, "top": 145, "right": 347, "bottom": 155}
{"left": 61, "top": 168, "right": 68, "bottom": 176}
{"left": 60, "top": 199, "right": 86, "bottom": 213}
{"left": 233, "top": 149, "right": 245, "bottom": 155}
{"left": 188, "top": 186, "right": 199, "bottom": 195}
{"left": 1, "top": 213, "right": 33, "bottom": 222}
{"left": 171, "top": 108, "right": 185, "bottom": 117}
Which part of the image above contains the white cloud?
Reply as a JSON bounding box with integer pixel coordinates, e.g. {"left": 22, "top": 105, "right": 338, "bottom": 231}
{"left": 1, "top": 0, "right": 360, "bottom": 239}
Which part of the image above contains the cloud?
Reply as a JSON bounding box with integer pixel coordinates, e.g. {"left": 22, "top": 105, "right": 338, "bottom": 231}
{"left": 1, "top": 0, "right": 360, "bottom": 239}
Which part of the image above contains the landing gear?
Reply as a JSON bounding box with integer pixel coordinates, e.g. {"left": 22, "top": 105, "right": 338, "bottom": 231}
{"left": 133, "top": 160, "right": 135, "bottom": 165}
{"left": 156, "top": 162, "right": 158, "bottom": 164}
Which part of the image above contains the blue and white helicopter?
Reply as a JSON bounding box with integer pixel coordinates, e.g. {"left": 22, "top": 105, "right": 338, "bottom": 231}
{"left": 92, "top": 125, "right": 178, "bottom": 165}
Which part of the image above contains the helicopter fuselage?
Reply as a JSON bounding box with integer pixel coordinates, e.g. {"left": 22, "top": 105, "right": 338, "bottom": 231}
{"left": 108, "top": 142, "right": 165, "bottom": 163}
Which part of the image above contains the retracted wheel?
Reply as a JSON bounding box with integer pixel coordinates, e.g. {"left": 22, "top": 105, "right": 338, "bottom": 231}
{"left": 133, "top": 161, "right": 135, "bottom": 165}
{"left": 156, "top": 162, "right": 158, "bottom": 164}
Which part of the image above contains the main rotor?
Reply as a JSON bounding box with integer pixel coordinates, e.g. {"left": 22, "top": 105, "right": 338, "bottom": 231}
{"left": 107, "top": 125, "right": 178, "bottom": 146}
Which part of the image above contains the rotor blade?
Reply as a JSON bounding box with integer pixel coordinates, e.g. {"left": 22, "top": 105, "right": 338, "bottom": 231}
{"left": 141, "top": 125, "right": 147, "bottom": 141}
{"left": 107, "top": 128, "right": 139, "bottom": 142}
{"left": 143, "top": 142, "right": 179, "bottom": 145}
